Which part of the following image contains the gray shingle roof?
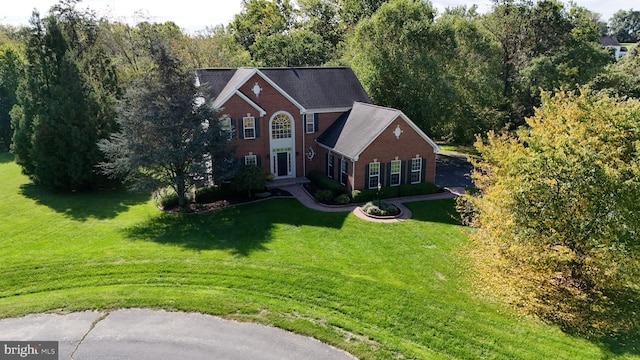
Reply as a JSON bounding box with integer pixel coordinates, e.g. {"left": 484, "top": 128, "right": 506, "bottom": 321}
{"left": 317, "top": 102, "right": 440, "bottom": 160}
{"left": 195, "top": 67, "right": 371, "bottom": 111}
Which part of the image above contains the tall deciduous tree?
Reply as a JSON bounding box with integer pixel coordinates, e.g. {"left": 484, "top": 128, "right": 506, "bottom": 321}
{"left": 345, "top": 0, "right": 451, "bottom": 138}
{"left": 98, "top": 39, "right": 233, "bottom": 209}
{"left": 229, "top": 0, "right": 295, "bottom": 51}
{"left": 250, "top": 29, "right": 331, "bottom": 66}
{"left": 458, "top": 89, "right": 640, "bottom": 336}
{"left": 11, "top": 2, "right": 120, "bottom": 190}
{"left": 608, "top": 9, "right": 640, "bottom": 43}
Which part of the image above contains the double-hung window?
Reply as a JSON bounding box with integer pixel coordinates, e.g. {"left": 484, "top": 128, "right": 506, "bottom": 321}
{"left": 411, "top": 157, "right": 422, "bottom": 184}
{"left": 245, "top": 154, "right": 257, "bottom": 166}
{"left": 340, "top": 159, "right": 348, "bottom": 186}
{"left": 220, "top": 116, "right": 233, "bottom": 140}
{"left": 390, "top": 160, "right": 401, "bottom": 186}
{"left": 368, "top": 162, "right": 380, "bottom": 189}
{"left": 243, "top": 116, "right": 256, "bottom": 139}
{"left": 327, "top": 154, "right": 334, "bottom": 178}
{"left": 306, "top": 113, "right": 315, "bottom": 133}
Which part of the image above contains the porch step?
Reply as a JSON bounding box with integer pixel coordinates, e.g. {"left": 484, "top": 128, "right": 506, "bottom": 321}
{"left": 267, "top": 177, "right": 311, "bottom": 189}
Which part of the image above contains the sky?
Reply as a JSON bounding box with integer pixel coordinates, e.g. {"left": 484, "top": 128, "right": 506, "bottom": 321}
{"left": 0, "top": 0, "right": 633, "bottom": 34}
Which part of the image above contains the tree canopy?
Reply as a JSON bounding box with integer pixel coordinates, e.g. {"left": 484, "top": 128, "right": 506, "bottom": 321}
{"left": 458, "top": 89, "right": 640, "bottom": 336}
{"left": 98, "top": 38, "right": 234, "bottom": 208}
{"left": 10, "top": 2, "right": 120, "bottom": 190}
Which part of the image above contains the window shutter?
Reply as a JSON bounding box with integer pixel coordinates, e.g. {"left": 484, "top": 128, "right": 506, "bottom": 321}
{"left": 237, "top": 119, "right": 244, "bottom": 139}
{"left": 314, "top": 113, "right": 319, "bottom": 133}
{"left": 421, "top": 158, "right": 427, "bottom": 183}
{"left": 257, "top": 155, "right": 262, "bottom": 167}
{"left": 364, "top": 163, "right": 369, "bottom": 189}
{"left": 387, "top": 162, "right": 392, "bottom": 186}
{"left": 407, "top": 160, "right": 412, "bottom": 183}
{"left": 401, "top": 160, "right": 407, "bottom": 184}
{"left": 255, "top": 118, "right": 260, "bottom": 138}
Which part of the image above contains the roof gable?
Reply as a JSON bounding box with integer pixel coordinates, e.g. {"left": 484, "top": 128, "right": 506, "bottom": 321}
{"left": 318, "top": 102, "right": 439, "bottom": 161}
{"left": 195, "top": 67, "right": 371, "bottom": 114}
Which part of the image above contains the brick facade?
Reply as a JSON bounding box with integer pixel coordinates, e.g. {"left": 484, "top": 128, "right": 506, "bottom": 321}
{"left": 198, "top": 68, "right": 438, "bottom": 191}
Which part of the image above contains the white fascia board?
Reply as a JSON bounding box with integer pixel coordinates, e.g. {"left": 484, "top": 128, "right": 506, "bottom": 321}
{"left": 398, "top": 112, "right": 441, "bottom": 153}
{"left": 255, "top": 69, "right": 306, "bottom": 114}
{"left": 316, "top": 141, "right": 357, "bottom": 162}
{"left": 303, "top": 107, "right": 353, "bottom": 114}
{"left": 235, "top": 90, "right": 267, "bottom": 117}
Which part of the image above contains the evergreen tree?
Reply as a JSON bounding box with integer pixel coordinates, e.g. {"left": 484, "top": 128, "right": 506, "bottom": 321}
{"left": 0, "top": 47, "right": 24, "bottom": 152}
{"left": 11, "top": 3, "right": 120, "bottom": 190}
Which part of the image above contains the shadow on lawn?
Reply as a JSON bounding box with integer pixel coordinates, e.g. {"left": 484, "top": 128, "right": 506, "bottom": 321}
{"left": 0, "top": 152, "right": 14, "bottom": 163}
{"left": 404, "top": 198, "right": 463, "bottom": 225}
{"left": 125, "top": 198, "right": 349, "bottom": 256}
{"left": 20, "top": 183, "right": 149, "bottom": 221}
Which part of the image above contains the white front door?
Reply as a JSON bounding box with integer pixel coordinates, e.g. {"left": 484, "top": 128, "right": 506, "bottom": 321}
{"left": 269, "top": 112, "right": 295, "bottom": 179}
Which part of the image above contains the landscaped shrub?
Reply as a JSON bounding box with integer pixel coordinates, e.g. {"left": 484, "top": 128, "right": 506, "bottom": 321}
{"left": 231, "top": 165, "right": 270, "bottom": 197}
{"left": 314, "top": 189, "right": 334, "bottom": 203}
{"left": 397, "top": 182, "right": 440, "bottom": 197}
{"left": 195, "top": 186, "right": 224, "bottom": 203}
{"left": 362, "top": 201, "right": 400, "bottom": 216}
{"left": 307, "top": 170, "right": 345, "bottom": 196}
{"left": 334, "top": 193, "right": 351, "bottom": 205}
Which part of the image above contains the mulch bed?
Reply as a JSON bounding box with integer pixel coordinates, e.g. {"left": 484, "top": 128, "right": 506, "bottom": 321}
{"left": 160, "top": 189, "right": 292, "bottom": 214}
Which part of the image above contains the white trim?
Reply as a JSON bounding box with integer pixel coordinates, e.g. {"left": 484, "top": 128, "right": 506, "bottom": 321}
{"left": 390, "top": 159, "right": 401, "bottom": 186}
{"left": 269, "top": 111, "right": 296, "bottom": 179}
{"left": 235, "top": 91, "right": 267, "bottom": 116}
{"left": 316, "top": 141, "right": 357, "bottom": 162}
{"left": 306, "top": 113, "right": 315, "bottom": 134}
{"left": 254, "top": 69, "right": 306, "bottom": 114}
{"left": 303, "top": 107, "right": 353, "bottom": 114}
{"left": 245, "top": 154, "right": 257, "bottom": 166}
{"left": 347, "top": 102, "right": 440, "bottom": 160}
{"left": 368, "top": 161, "right": 380, "bottom": 189}
{"left": 411, "top": 157, "right": 422, "bottom": 184}
{"left": 243, "top": 116, "right": 256, "bottom": 139}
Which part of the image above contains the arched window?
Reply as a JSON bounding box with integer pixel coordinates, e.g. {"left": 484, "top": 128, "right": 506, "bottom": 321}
{"left": 271, "top": 113, "right": 292, "bottom": 139}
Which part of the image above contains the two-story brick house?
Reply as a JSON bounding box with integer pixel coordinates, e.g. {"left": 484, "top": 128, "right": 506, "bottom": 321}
{"left": 195, "top": 67, "right": 439, "bottom": 193}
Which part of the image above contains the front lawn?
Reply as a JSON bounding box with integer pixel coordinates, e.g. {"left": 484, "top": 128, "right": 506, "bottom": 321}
{"left": 0, "top": 152, "right": 635, "bottom": 359}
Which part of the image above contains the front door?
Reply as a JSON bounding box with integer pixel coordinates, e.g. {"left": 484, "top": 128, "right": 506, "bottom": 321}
{"left": 269, "top": 112, "right": 296, "bottom": 179}
{"left": 276, "top": 152, "right": 288, "bottom": 177}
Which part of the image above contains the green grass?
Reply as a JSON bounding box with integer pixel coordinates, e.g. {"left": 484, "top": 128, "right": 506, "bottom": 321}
{"left": 0, "top": 152, "right": 637, "bottom": 359}
{"left": 437, "top": 144, "right": 480, "bottom": 159}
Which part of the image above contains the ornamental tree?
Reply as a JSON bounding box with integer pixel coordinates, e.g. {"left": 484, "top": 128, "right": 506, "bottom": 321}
{"left": 98, "top": 38, "right": 234, "bottom": 209}
{"left": 458, "top": 89, "right": 640, "bottom": 336}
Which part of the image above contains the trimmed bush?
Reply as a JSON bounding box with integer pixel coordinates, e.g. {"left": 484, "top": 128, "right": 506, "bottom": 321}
{"left": 361, "top": 201, "right": 400, "bottom": 216}
{"left": 334, "top": 193, "right": 351, "bottom": 205}
{"left": 308, "top": 170, "right": 345, "bottom": 196}
{"left": 314, "top": 189, "right": 334, "bottom": 203}
{"left": 397, "top": 182, "right": 440, "bottom": 197}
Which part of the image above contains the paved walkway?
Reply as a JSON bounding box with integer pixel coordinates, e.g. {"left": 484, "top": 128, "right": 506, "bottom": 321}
{"left": 279, "top": 184, "right": 462, "bottom": 223}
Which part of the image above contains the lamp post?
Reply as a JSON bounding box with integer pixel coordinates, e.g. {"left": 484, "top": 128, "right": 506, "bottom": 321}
{"left": 377, "top": 182, "right": 382, "bottom": 208}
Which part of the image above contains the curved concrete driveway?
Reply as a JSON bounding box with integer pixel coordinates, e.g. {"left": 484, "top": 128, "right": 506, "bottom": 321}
{"left": 0, "top": 309, "right": 356, "bottom": 360}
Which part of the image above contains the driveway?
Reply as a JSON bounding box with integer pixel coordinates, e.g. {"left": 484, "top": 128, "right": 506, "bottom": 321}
{"left": 435, "top": 154, "right": 474, "bottom": 189}
{"left": 0, "top": 309, "right": 356, "bottom": 360}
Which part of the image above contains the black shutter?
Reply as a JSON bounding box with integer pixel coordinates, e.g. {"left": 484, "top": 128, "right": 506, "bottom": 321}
{"left": 387, "top": 162, "right": 392, "bottom": 186}
{"left": 255, "top": 117, "right": 260, "bottom": 138}
{"left": 314, "top": 113, "right": 319, "bottom": 133}
{"left": 237, "top": 119, "right": 244, "bottom": 139}
{"left": 401, "top": 160, "right": 407, "bottom": 184}
{"left": 407, "top": 159, "right": 413, "bottom": 183}
{"left": 257, "top": 155, "right": 262, "bottom": 167}
{"left": 379, "top": 163, "right": 386, "bottom": 188}
{"left": 364, "top": 163, "right": 369, "bottom": 189}
{"left": 421, "top": 158, "right": 427, "bottom": 183}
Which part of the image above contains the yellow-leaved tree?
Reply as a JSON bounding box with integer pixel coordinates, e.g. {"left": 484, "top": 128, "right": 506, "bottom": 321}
{"left": 458, "top": 89, "right": 640, "bottom": 337}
